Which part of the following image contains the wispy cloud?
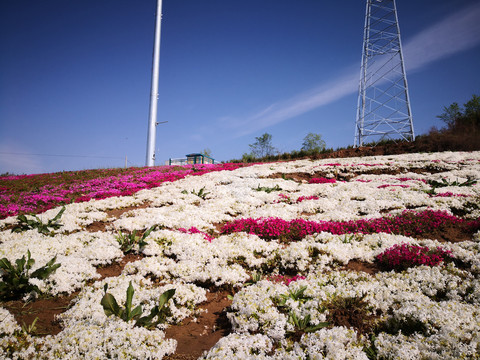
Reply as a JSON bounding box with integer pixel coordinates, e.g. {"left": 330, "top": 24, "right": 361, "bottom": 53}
{"left": 0, "top": 141, "right": 44, "bottom": 175}
{"left": 403, "top": 2, "right": 480, "bottom": 72}
{"left": 222, "top": 2, "right": 480, "bottom": 137}
{"left": 223, "top": 71, "right": 359, "bottom": 137}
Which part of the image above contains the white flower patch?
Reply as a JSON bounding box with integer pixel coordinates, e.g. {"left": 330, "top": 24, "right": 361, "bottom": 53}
{"left": 38, "top": 316, "right": 177, "bottom": 359}
{"left": 0, "top": 307, "right": 19, "bottom": 335}
{"left": 123, "top": 255, "right": 175, "bottom": 281}
{"left": 305, "top": 271, "right": 378, "bottom": 305}
{"left": 0, "top": 230, "right": 124, "bottom": 295}
{"left": 277, "top": 240, "right": 315, "bottom": 272}
{"left": 309, "top": 232, "right": 407, "bottom": 265}
{"left": 374, "top": 264, "right": 480, "bottom": 307}
{"left": 200, "top": 333, "right": 273, "bottom": 359}
{"left": 296, "top": 326, "right": 368, "bottom": 360}
{"left": 58, "top": 274, "right": 206, "bottom": 327}
{"left": 212, "top": 233, "right": 279, "bottom": 269}
{"left": 127, "top": 232, "right": 255, "bottom": 287}
{"left": 46, "top": 255, "right": 101, "bottom": 295}
{"left": 376, "top": 300, "right": 480, "bottom": 359}
{"left": 164, "top": 233, "right": 251, "bottom": 286}
{"left": 449, "top": 239, "right": 480, "bottom": 274}
{"left": 227, "top": 280, "right": 290, "bottom": 340}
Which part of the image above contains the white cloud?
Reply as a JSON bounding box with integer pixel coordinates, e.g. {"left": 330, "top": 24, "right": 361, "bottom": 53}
{"left": 222, "top": 2, "right": 480, "bottom": 137}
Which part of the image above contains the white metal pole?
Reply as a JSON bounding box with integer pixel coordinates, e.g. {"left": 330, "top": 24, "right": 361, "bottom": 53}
{"left": 146, "top": 0, "right": 163, "bottom": 166}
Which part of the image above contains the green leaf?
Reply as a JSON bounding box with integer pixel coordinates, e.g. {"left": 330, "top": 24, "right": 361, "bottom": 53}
{"left": 50, "top": 206, "right": 66, "bottom": 223}
{"left": 101, "top": 293, "right": 121, "bottom": 317}
{"left": 141, "top": 225, "right": 156, "bottom": 242}
{"left": 15, "top": 255, "right": 27, "bottom": 274}
{"left": 129, "top": 305, "right": 143, "bottom": 321}
{"left": 158, "top": 288, "right": 176, "bottom": 310}
{"left": 136, "top": 305, "right": 161, "bottom": 329}
{"left": 0, "top": 257, "right": 14, "bottom": 272}
{"left": 124, "top": 281, "right": 135, "bottom": 317}
{"left": 31, "top": 256, "right": 61, "bottom": 279}
{"left": 305, "top": 322, "right": 330, "bottom": 333}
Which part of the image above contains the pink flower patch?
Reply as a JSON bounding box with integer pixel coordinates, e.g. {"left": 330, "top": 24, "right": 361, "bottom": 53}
{"left": 377, "top": 184, "right": 410, "bottom": 189}
{"left": 376, "top": 243, "right": 452, "bottom": 271}
{"left": 178, "top": 227, "right": 214, "bottom": 242}
{"left": 309, "top": 178, "right": 336, "bottom": 184}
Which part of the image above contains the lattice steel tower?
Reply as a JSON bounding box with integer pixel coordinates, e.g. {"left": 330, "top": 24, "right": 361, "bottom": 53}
{"left": 355, "top": 0, "right": 414, "bottom": 147}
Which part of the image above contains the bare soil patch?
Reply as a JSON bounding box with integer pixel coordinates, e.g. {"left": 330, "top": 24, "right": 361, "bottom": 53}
{"left": 85, "top": 202, "right": 152, "bottom": 232}
{"left": 165, "top": 291, "right": 232, "bottom": 359}
{"left": 4, "top": 292, "right": 78, "bottom": 336}
{"left": 96, "top": 253, "right": 144, "bottom": 280}
{"left": 343, "top": 260, "right": 380, "bottom": 275}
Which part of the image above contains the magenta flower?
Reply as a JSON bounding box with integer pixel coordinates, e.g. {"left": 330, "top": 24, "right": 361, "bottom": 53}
{"left": 221, "top": 210, "right": 480, "bottom": 243}
{"left": 376, "top": 243, "right": 453, "bottom": 271}
{"left": 309, "top": 178, "right": 336, "bottom": 184}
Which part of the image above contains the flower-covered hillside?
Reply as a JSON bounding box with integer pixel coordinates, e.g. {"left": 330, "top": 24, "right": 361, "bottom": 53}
{"left": 1, "top": 151, "right": 480, "bottom": 359}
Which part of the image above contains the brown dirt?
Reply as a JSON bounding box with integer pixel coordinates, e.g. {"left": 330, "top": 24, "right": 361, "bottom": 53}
{"left": 418, "top": 223, "right": 474, "bottom": 243}
{"left": 325, "top": 296, "right": 377, "bottom": 335}
{"left": 3, "top": 292, "right": 78, "bottom": 336}
{"left": 164, "top": 291, "right": 232, "bottom": 359}
{"left": 96, "top": 253, "right": 144, "bottom": 280}
{"left": 343, "top": 260, "right": 380, "bottom": 275}
{"left": 85, "top": 202, "right": 152, "bottom": 233}
{"left": 267, "top": 165, "right": 447, "bottom": 185}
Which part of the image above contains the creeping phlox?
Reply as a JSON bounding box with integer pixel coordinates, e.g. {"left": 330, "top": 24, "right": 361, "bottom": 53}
{"left": 0, "top": 151, "right": 480, "bottom": 358}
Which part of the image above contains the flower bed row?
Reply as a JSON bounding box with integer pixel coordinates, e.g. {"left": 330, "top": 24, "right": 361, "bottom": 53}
{"left": 0, "top": 163, "right": 249, "bottom": 219}
{"left": 221, "top": 210, "right": 480, "bottom": 241}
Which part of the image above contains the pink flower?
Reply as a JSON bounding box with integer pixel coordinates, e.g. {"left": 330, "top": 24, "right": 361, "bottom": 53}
{"left": 376, "top": 243, "right": 453, "bottom": 271}
{"left": 309, "top": 178, "right": 336, "bottom": 184}
{"left": 221, "top": 210, "right": 479, "bottom": 243}
{"left": 178, "top": 227, "right": 214, "bottom": 242}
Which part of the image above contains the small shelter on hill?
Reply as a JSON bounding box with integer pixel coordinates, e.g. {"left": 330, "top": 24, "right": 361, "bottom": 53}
{"left": 186, "top": 153, "right": 215, "bottom": 164}
{"left": 168, "top": 153, "right": 215, "bottom": 166}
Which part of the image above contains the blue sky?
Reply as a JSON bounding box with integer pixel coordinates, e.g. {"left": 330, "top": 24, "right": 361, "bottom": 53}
{"left": 1, "top": 0, "right": 479, "bottom": 174}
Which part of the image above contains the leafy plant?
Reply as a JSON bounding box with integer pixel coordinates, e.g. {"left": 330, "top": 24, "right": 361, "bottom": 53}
{"left": 116, "top": 225, "right": 155, "bottom": 253}
{"left": 192, "top": 187, "right": 210, "bottom": 200}
{"left": 253, "top": 184, "right": 282, "bottom": 193}
{"left": 287, "top": 311, "right": 329, "bottom": 333}
{"left": 425, "top": 177, "right": 477, "bottom": 195}
{"left": 274, "top": 285, "right": 312, "bottom": 307}
{"left": 182, "top": 187, "right": 210, "bottom": 200}
{"left": 21, "top": 317, "right": 39, "bottom": 335}
{"left": 101, "top": 281, "right": 176, "bottom": 329}
{"left": 342, "top": 234, "right": 356, "bottom": 244}
{"left": 363, "top": 335, "right": 378, "bottom": 360}
{"left": 245, "top": 271, "right": 263, "bottom": 286}
{"left": 11, "top": 206, "right": 66, "bottom": 235}
{"left": 0, "top": 250, "right": 61, "bottom": 300}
